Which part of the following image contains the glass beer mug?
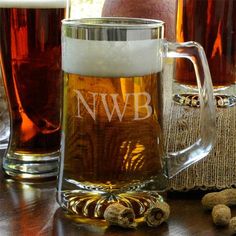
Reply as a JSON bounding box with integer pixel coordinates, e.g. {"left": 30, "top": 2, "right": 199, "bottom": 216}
{"left": 58, "top": 18, "right": 216, "bottom": 218}
{"left": 174, "top": 0, "right": 236, "bottom": 107}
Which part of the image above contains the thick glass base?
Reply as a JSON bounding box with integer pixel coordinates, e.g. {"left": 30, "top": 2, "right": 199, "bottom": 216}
{"left": 173, "top": 82, "right": 236, "bottom": 108}
{"left": 173, "top": 94, "right": 236, "bottom": 108}
{"left": 3, "top": 151, "right": 59, "bottom": 180}
{"left": 59, "top": 190, "right": 163, "bottom": 219}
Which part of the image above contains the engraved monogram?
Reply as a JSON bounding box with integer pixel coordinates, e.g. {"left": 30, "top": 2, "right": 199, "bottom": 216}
{"left": 74, "top": 90, "right": 152, "bottom": 121}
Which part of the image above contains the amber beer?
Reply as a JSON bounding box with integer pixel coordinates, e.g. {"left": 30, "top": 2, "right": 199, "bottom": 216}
{"left": 0, "top": 0, "right": 66, "bottom": 178}
{"left": 61, "top": 36, "right": 164, "bottom": 195}
{"left": 175, "top": 0, "right": 236, "bottom": 87}
{"left": 62, "top": 73, "right": 164, "bottom": 188}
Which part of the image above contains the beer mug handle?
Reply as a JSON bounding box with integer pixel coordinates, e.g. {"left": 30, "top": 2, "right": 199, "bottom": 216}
{"left": 164, "top": 41, "right": 216, "bottom": 178}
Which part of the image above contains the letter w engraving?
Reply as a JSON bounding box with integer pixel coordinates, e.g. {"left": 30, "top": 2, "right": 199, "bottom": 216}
{"left": 100, "top": 93, "right": 131, "bottom": 122}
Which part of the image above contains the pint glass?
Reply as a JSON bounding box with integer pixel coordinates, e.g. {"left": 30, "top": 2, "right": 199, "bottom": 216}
{"left": 58, "top": 18, "right": 215, "bottom": 219}
{"left": 0, "top": 0, "right": 66, "bottom": 179}
{"left": 174, "top": 0, "right": 236, "bottom": 107}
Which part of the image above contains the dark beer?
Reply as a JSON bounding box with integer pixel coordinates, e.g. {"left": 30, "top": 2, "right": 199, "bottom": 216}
{"left": 175, "top": 0, "right": 236, "bottom": 87}
{"left": 0, "top": 1, "right": 65, "bottom": 156}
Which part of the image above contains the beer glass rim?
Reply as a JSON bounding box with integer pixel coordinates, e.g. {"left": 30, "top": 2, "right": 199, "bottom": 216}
{"left": 62, "top": 17, "right": 164, "bottom": 41}
{"left": 62, "top": 17, "right": 164, "bottom": 28}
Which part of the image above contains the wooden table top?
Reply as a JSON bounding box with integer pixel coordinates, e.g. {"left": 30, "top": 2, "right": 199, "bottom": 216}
{"left": 0, "top": 149, "right": 234, "bottom": 236}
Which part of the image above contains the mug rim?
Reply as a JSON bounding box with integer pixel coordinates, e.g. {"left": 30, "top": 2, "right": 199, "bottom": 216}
{"left": 62, "top": 17, "right": 164, "bottom": 41}
{"left": 62, "top": 17, "right": 164, "bottom": 29}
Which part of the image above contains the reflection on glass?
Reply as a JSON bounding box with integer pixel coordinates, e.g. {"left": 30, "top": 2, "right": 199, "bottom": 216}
{"left": 0, "top": 69, "right": 10, "bottom": 149}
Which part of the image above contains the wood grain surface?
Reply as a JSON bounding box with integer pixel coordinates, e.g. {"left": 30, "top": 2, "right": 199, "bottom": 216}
{"left": 0, "top": 149, "right": 235, "bottom": 236}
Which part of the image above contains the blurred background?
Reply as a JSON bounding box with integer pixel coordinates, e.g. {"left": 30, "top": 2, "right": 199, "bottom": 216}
{"left": 70, "top": 0, "right": 105, "bottom": 18}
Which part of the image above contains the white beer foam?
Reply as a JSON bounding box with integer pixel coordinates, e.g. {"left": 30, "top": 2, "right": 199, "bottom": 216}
{"left": 0, "top": 0, "right": 66, "bottom": 8}
{"left": 62, "top": 37, "right": 162, "bottom": 77}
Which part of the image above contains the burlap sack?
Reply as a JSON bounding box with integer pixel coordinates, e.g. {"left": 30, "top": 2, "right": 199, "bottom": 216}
{"left": 164, "top": 61, "right": 236, "bottom": 191}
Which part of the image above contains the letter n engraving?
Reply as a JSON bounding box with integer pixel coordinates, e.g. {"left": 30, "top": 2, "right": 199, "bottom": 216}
{"left": 74, "top": 90, "right": 97, "bottom": 120}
